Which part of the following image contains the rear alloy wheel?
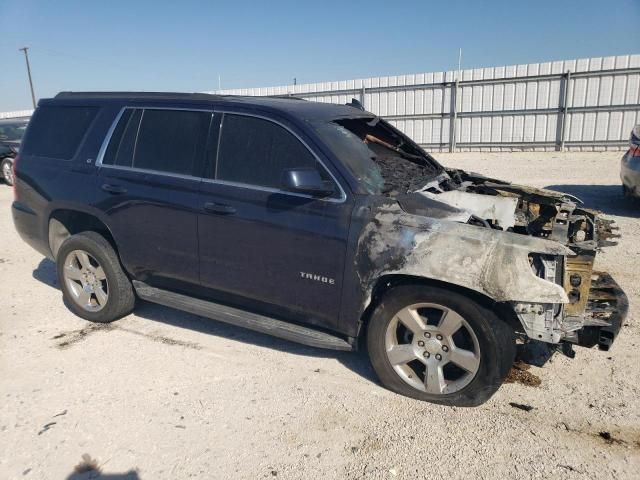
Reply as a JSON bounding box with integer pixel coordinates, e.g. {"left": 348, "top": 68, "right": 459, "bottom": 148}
{"left": 367, "top": 285, "right": 516, "bottom": 406}
{"left": 56, "top": 231, "right": 135, "bottom": 323}
{"left": 1, "top": 158, "right": 14, "bottom": 186}
{"left": 62, "top": 250, "right": 109, "bottom": 312}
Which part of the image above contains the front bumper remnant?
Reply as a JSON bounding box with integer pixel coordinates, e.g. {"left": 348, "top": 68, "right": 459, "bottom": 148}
{"left": 514, "top": 271, "right": 628, "bottom": 350}
{"left": 575, "top": 271, "right": 628, "bottom": 351}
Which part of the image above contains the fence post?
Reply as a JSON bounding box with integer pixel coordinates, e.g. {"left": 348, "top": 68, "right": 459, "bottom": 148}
{"left": 449, "top": 80, "right": 459, "bottom": 152}
{"left": 557, "top": 70, "right": 571, "bottom": 151}
{"left": 360, "top": 86, "right": 366, "bottom": 109}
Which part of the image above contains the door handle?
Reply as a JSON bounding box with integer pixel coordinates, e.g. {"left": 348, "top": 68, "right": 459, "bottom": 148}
{"left": 101, "top": 183, "right": 127, "bottom": 194}
{"left": 203, "top": 202, "right": 236, "bottom": 215}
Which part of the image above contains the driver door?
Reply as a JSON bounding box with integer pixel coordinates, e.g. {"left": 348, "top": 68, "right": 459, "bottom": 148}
{"left": 197, "top": 112, "right": 352, "bottom": 330}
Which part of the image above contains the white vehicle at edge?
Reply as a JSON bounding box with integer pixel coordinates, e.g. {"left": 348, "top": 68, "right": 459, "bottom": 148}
{"left": 621, "top": 124, "right": 640, "bottom": 198}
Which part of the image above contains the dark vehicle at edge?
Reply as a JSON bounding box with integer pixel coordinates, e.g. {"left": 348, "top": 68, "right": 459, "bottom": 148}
{"left": 11, "top": 92, "right": 627, "bottom": 406}
{"left": 0, "top": 118, "right": 29, "bottom": 186}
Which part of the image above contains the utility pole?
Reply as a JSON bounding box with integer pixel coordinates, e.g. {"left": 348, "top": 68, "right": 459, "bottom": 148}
{"left": 19, "top": 47, "right": 36, "bottom": 109}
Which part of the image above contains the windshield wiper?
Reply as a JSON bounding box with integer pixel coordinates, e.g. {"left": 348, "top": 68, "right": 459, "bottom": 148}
{"left": 365, "top": 134, "right": 423, "bottom": 163}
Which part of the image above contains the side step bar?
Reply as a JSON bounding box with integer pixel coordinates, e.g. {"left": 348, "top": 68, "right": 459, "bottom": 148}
{"left": 132, "top": 281, "right": 354, "bottom": 351}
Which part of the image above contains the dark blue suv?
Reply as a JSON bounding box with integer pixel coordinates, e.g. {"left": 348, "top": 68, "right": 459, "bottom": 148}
{"left": 12, "top": 92, "right": 626, "bottom": 406}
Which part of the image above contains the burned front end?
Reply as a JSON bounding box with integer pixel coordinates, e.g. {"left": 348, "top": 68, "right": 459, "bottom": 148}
{"left": 320, "top": 113, "right": 627, "bottom": 354}
{"left": 451, "top": 171, "right": 628, "bottom": 350}
{"left": 440, "top": 170, "right": 628, "bottom": 352}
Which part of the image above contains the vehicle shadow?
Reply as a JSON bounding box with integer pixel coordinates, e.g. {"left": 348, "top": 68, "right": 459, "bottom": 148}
{"left": 33, "top": 256, "right": 59, "bottom": 287}
{"left": 32, "top": 258, "right": 378, "bottom": 384}
{"left": 544, "top": 184, "right": 639, "bottom": 218}
{"left": 67, "top": 472, "right": 139, "bottom": 480}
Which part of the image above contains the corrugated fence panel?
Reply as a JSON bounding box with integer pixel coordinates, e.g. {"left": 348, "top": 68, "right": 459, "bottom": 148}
{"left": 0, "top": 109, "right": 33, "bottom": 119}
{"left": 3, "top": 55, "right": 639, "bottom": 152}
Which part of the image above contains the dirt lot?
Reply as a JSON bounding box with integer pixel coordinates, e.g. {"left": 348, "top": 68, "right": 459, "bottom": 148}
{"left": 1, "top": 151, "right": 639, "bottom": 479}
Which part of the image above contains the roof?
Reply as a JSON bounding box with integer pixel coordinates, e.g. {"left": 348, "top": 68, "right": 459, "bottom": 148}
{"left": 51, "top": 91, "right": 372, "bottom": 121}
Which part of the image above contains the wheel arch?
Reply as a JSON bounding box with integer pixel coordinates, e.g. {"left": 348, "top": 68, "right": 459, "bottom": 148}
{"left": 357, "top": 273, "right": 520, "bottom": 341}
{"left": 48, "top": 208, "right": 119, "bottom": 261}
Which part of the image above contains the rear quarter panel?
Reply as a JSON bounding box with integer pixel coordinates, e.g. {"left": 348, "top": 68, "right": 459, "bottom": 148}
{"left": 13, "top": 103, "right": 122, "bottom": 258}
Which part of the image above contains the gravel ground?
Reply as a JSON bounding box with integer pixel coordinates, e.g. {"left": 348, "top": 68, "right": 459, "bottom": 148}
{"left": 1, "top": 151, "right": 639, "bottom": 479}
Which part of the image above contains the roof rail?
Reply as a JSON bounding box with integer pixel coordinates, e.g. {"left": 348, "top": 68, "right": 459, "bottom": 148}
{"left": 54, "top": 91, "right": 224, "bottom": 100}
{"left": 266, "top": 94, "right": 308, "bottom": 101}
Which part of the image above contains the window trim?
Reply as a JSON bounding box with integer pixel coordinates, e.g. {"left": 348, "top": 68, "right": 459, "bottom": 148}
{"left": 95, "top": 106, "right": 215, "bottom": 180}
{"left": 210, "top": 110, "right": 347, "bottom": 203}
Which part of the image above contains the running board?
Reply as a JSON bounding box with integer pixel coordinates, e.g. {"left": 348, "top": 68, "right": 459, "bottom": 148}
{"left": 132, "top": 281, "right": 354, "bottom": 351}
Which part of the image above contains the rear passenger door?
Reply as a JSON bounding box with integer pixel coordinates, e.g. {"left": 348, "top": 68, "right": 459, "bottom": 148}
{"left": 197, "top": 112, "right": 353, "bottom": 331}
{"left": 96, "top": 107, "right": 212, "bottom": 290}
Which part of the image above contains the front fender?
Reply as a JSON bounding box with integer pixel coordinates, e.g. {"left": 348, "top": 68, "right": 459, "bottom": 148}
{"left": 356, "top": 203, "right": 571, "bottom": 312}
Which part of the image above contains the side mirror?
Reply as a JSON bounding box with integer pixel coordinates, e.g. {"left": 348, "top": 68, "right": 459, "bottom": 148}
{"left": 282, "top": 168, "right": 335, "bottom": 197}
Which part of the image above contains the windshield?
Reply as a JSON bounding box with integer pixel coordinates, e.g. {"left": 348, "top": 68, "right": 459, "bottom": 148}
{"left": 314, "top": 117, "right": 444, "bottom": 196}
{"left": 0, "top": 121, "right": 29, "bottom": 143}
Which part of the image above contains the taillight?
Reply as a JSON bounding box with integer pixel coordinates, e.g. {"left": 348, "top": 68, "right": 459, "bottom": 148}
{"left": 630, "top": 145, "right": 640, "bottom": 157}
{"left": 12, "top": 155, "right": 19, "bottom": 200}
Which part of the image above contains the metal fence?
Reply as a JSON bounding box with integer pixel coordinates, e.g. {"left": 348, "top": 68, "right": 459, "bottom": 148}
{"left": 210, "top": 54, "right": 640, "bottom": 152}
{"left": 2, "top": 55, "right": 638, "bottom": 151}
{"left": 0, "top": 109, "right": 33, "bottom": 120}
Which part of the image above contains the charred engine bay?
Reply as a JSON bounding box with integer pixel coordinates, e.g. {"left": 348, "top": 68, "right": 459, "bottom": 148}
{"left": 370, "top": 143, "right": 441, "bottom": 196}
{"left": 337, "top": 115, "right": 619, "bottom": 250}
{"left": 371, "top": 149, "right": 619, "bottom": 252}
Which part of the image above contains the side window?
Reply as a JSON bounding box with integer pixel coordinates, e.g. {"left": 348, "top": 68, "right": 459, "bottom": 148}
{"left": 21, "top": 106, "right": 98, "bottom": 160}
{"left": 102, "top": 109, "right": 142, "bottom": 167}
{"left": 133, "top": 109, "right": 211, "bottom": 175}
{"left": 102, "top": 108, "right": 211, "bottom": 176}
{"left": 216, "top": 114, "right": 331, "bottom": 190}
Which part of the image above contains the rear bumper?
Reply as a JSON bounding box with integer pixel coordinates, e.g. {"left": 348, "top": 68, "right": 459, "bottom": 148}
{"left": 12, "top": 200, "right": 51, "bottom": 259}
{"left": 576, "top": 271, "right": 628, "bottom": 351}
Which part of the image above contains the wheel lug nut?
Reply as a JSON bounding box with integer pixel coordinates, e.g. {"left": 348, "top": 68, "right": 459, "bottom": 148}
{"left": 442, "top": 345, "right": 449, "bottom": 352}
{"left": 424, "top": 332, "right": 431, "bottom": 338}
{"left": 435, "top": 354, "right": 442, "bottom": 361}
{"left": 417, "top": 340, "right": 425, "bottom": 347}
{"left": 436, "top": 334, "right": 443, "bottom": 340}
{"left": 423, "top": 351, "right": 430, "bottom": 358}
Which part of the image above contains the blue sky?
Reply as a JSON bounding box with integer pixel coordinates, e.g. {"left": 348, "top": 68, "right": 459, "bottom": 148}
{"left": 1, "top": 0, "right": 639, "bottom": 111}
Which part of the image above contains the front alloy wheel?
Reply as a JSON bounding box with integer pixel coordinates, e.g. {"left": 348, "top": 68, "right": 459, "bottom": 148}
{"left": 385, "top": 303, "right": 480, "bottom": 395}
{"left": 367, "top": 285, "right": 516, "bottom": 406}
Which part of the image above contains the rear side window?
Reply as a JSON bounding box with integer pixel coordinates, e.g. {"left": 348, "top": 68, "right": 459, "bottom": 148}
{"left": 102, "top": 109, "right": 142, "bottom": 167}
{"left": 102, "top": 108, "right": 211, "bottom": 176}
{"left": 21, "top": 106, "right": 97, "bottom": 160}
{"left": 216, "top": 114, "right": 322, "bottom": 189}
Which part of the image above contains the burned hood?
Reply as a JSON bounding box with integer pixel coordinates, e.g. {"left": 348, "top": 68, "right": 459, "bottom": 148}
{"left": 399, "top": 168, "right": 620, "bottom": 252}
{"left": 394, "top": 192, "right": 471, "bottom": 223}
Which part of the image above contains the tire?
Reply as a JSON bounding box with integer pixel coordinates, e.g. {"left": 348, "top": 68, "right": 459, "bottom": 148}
{"left": 1, "top": 158, "right": 14, "bottom": 186}
{"left": 623, "top": 184, "right": 640, "bottom": 204}
{"left": 367, "top": 284, "right": 516, "bottom": 407}
{"left": 56, "top": 231, "right": 135, "bottom": 323}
